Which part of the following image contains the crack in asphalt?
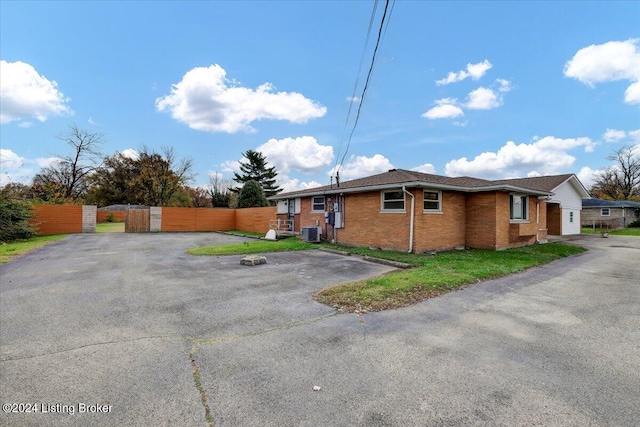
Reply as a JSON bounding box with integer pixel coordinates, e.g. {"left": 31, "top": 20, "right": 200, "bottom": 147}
{"left": 0, "top": 334, "right": 175, "bottom": 362}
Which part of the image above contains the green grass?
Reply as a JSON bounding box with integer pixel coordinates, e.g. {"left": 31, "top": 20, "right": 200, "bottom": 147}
{"left": 223, "top": 230, "right": 266, "bottom": 238}
{"left": 96, "top": 222, "right": 125, "bottom": 233}
{"left": 0, "top": 235, "right": 67, "bottom": 264}
{"left": 315, "top": 242, "right": 587, "bottom": 312}
{"left": 187, "top": 237, "right": 318, "bottom": 256}
{"left": 582, "top": 227, "right": 640, "bottom": 236}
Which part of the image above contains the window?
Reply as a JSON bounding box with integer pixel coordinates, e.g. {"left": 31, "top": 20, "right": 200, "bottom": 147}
{"left": 312, "top": 196, "right": 325, "bottom": 212}
{"left": 509, "top": 194, "right": 528, "bottom": 220}
{"left": 569, "top": 211, "right": 574, "bottom": 223}
{"left": 382, "top": 190, "right": 405, "bottom": 212}
{"left": 601, "top": 208, "right": 610, "bottom": 216}
{"left": 423, "top": 190, "right": 442, "bottom": 212}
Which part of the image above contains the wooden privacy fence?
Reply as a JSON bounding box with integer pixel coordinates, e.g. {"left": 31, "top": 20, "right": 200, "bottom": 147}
{"left": 31, "top": 205, "right": 277, "bottom": 235}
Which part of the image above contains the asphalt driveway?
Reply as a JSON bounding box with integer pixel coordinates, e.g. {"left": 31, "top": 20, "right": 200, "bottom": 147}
{"left": 1, "top": 233, "right": 639, "bottom": 426}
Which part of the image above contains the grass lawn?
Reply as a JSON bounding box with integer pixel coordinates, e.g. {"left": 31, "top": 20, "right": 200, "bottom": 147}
{"left": 96, "top": 222, "right": 125, "bottom": 233}
{"left": 582, "top": 227, "right": 640, "bottom": 236}
{"left": 0, "top": 235, "right": 67, "bottom": 264}
{"left": 315, "top": 242, "right": 587, "bottom": 312}
{"left": 187, "top": 237, "right": 318, "bottom": 256}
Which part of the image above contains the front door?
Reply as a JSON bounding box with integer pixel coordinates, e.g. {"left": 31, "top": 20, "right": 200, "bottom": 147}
{"left": 287, "top": 199, "right": 295, "bottom": 231}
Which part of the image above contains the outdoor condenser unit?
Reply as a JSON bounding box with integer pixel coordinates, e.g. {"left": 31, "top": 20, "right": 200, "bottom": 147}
{"left": 301, "top": 226, "right": 321, "bottom": 243}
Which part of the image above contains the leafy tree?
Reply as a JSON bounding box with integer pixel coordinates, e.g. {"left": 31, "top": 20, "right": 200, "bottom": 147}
{"left": 236, "top": 180, "right": 269, "bottom": 208}
{"left": 87, "top": 147, "right": 194, "bottom": 207}
{"left": 591, "top": 146, "right": 640, "bottom": 200}
{"left": 232, "top": 150, "right": 282, "bottom": 198}
{"left": 0, "top": 194, "right": 36, "bottom": 242}
{"left": 32, "top": 124, "right": 104, "bottom": 201}
{"left": 208, "top": 172, "right": 232, "bottom": 208}
{"left": 186, "top": 186, "right": 211, "bottom": 207}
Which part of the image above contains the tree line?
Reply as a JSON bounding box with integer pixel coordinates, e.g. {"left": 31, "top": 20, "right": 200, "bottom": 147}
{"left": 2, "top": 125, "right": 283, "bottom": 209}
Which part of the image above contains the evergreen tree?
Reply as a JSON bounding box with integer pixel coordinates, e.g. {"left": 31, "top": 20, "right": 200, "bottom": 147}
{"left": 232, "top": 150, "right": 282, "bottom": 198}
{"left": 236, "top": 180, "right": 270, "bottom": 208}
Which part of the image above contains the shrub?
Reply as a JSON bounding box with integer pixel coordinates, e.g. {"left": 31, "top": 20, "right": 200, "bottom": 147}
{"left": 106, "top": 212, "right": 116, "bottom": 222}
{"left": 628, "top": 219, "right": 640, "bottom": 228}
{"left": 0, "top": 196, "right": 36, "bottom": 242}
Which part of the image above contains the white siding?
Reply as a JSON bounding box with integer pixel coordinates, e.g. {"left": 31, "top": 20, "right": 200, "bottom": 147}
{"left": 551, "top": 180, "right": 584, "bottom": 235}
{"left": 276, "top": 200, "right": 288, "bottom": 214}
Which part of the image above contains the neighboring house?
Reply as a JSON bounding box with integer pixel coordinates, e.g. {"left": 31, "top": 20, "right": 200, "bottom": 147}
{"left": 493, "top": 174, "right": 590, "bottom": 235}
{"left": 582, "top": 199, "right": 640, "bottom": 228}
{"left": 270, "top": 169, "right": 556, "bottom": 252}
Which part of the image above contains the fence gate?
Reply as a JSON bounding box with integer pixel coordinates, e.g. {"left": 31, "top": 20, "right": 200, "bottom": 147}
{"left": 125, "top": 208, "right": 150, "bottom": 232}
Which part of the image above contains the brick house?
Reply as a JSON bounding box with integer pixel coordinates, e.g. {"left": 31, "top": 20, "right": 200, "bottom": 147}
{"left": 582, "top": 199, "right": 640, "bottom": 229}
{"left": 270, "top": 169, "right": 557, "bottom": 252}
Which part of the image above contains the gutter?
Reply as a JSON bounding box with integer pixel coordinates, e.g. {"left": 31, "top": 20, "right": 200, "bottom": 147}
{"left": 402, "top": 186, "right": 415, "bottom": 253}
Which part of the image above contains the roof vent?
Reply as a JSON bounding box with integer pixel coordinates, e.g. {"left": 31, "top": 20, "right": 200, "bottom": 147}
{"left": 388, "top": 168, "right": 397, "bottom": 172}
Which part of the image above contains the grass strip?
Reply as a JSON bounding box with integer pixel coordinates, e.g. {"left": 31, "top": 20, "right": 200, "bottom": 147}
{"left": 0, "top": 235, "right": 67, "bottom": 264}
{"left": 187, "top": 237, "right": 318, "bottom": 256}
{"left": 96, "top": 222, "right": 125, "bottom": 233}
{"left": 582, "top": 227, "right": 640, "bottom": 236}
{"left": 315, "top": 243, "right": 587, "bottom": 312}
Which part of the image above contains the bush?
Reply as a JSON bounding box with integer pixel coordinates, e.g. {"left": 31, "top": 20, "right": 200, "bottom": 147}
{"left": 105, "top": 212, "right": 116, "bottom": 222}
{"left": 0, "top": 196, "right": 36, "bottom": 242}
{"left": 237, "top": 180, "right": 269, "bottom": 208}
{"left": 628, "top": 219, "right": 640, "bottom": 228}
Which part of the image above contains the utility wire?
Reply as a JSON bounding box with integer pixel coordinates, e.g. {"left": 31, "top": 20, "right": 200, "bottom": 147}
{"left": 336, "top": 0, "right": 394, "bottom": 176}
{"left": 332, "top": 0, "right": 380, "bottom": 176}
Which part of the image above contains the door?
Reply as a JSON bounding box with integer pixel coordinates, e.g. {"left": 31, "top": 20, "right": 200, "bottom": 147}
{"left": 287, "top": 199, "right": 295, "bottom": 231}
{"left": 125, "top": 208, "right": 150, "bottom": 232}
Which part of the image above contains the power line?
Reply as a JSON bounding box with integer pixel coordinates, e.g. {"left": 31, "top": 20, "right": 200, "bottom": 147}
{"left": 335, "top": 0, "right": 394, "bottom": 178}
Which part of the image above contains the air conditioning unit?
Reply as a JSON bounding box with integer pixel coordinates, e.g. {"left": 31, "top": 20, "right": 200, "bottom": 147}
{"left": 301, "top": 226, "right": 321, "bottom": 243}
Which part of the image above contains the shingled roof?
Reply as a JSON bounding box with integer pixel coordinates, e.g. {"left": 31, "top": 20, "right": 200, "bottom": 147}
{"left": 271, "top": 169, "right": 555, "bottom": 199}
{"left": 583, "top": 198, "right": 640, "bottom": 208}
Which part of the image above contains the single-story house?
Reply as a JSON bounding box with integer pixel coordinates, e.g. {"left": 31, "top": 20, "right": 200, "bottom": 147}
{"left": 270, "top": 169, "right": 566, "bottom": 252}
{"left": 582, "top": 199, "right": 640, "bottom": 228}
{"left": 492, "top": 174, "right": 590, "bottom": 235}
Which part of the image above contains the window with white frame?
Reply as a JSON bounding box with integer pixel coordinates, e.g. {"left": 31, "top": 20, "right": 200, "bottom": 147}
{"left": 381, "top": 190, "right": 405, "bottom": 212}
{"left": 509, "top": 194, "right": 528, "bottom": 220}
{"left": 601, "top": 208, "right": 610, "bottom": 216}
{"left": 423, "top": 190, "right": 441, "bottom": 212}
{"left": 311, "top": 196, "right": 325, "bottom": 212}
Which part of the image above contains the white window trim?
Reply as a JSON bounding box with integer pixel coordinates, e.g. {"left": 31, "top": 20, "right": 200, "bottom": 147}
{"left": 509, "top": 194, "right": 530, "bottom": 223}
{"left": 601, "top": 208, "right": 610, "bottom": 217}
{"left": 311, "top": 196, "right": 325, "bottom": 213}
{"left": 423, "top": 189, "right": 442, "bottom": 214}
{"left": 381, "top": 189, "right": 406, "bottom": 213}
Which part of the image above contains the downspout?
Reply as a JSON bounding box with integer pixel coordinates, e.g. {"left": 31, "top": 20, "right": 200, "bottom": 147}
{"left": 402, "top": 186, "right": 415, "bottom": 253}
{"left": 536, "top": 200, "right": 540, "bottom": 243}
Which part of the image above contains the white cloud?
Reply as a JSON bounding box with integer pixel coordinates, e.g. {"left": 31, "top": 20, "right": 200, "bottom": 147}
{"left": 576, "top": 166, "right": 601, "bottom": 190}
{"left": 629, "top": 129, "right": 640, "bottom": 144}
{"left": 0, "top": 60, "right": 72, "bottom": 124}
{"left": 411, "top": 163, "right": 436, "bottom": 174}
{"left": 496, "top": 79, "right": 512, "bottom": 92}
{"left": 346, "top": 96, "right": 360, "bottom": 103}
{"left": 444, "top": 136, "right": 596, "bottom": 179}
{"left": 625, "top": 81, "right": 640, "bottom": 104}
{"left": 0, "top": 148, "right": 24, "bottom": 169}
{"left": 278, "top": 175, "right": 323, "bottom": 193}
{"left": 257, "top": 136, "right": 333, "bottom": 174}
{"left": 35, "top": 157, "right": 61, "bottom": 168}
{"left": 120, "top": 148, "right": 140, "bottom": 160}
{"left": 453, "top": 121, "right": 468, "bottom": 127}
{"left": 603, "top": 128, "right": 626, "bottom": 142}
{"left": 155, "top": 64, "right": 327, "bottom": 133}
{"left": 436, "top": 60, "right": 492, "bottom": 85}
{"left": 465, "top": 87, "right": 502, "bottom": 110}
{"left": 422, "top": 98, "right": 464, "bottom": 119}
{"left": 329, "top": 154, "right": 394, "bottom": 180}
{"left": 564, "top": 39, "right": 640, "bottom": 105}
{"left": 18, "top": 121, "right": 33, "bottom": 128}
{"left": 221, "top": 160, "right": 240, "bottom": 173}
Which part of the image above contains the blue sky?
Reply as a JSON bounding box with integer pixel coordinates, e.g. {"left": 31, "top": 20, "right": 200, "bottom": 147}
{"left": 1, "top": 1, "right": 639, "bottom": 192}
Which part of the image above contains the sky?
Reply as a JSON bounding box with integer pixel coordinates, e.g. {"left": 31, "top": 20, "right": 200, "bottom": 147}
{"left": 1, "top": 1, "right": 639, "bottom": 193}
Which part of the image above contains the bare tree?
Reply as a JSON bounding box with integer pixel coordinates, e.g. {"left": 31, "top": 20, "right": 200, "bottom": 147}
{"left": 32, "top": 124, "right": 104, "bottom": 200}
{"left": 208, "top": 172, "right": 232, "bottom": 207}
{"left": 591, "top": 146, "right": 640, "bottom": 200}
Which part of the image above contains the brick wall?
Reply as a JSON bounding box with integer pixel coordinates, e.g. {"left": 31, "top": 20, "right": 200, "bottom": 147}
{"left": 465, "top": 192, "right": 498, "bottom": 249}
{"left": 31, "top": 205, "right": 83, "bottom": 235}
{"left": 413, "top": 191, "right": 466, "bottom": 252}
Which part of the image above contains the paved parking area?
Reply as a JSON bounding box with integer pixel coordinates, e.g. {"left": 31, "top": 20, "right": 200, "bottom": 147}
{"left": 1, "top": 233, "right": 639, "bottom": 426}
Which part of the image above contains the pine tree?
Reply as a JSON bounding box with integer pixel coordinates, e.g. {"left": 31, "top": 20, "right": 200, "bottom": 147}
{"left": 232, "top": 150, "right": 283, "bottom": 198}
